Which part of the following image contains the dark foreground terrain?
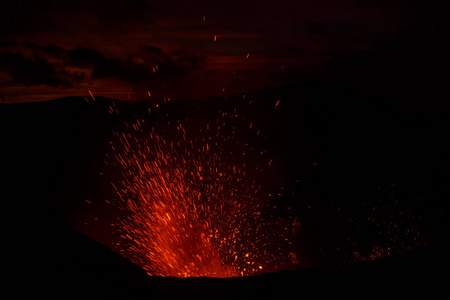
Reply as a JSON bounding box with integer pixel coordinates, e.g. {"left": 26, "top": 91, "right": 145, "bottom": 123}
{"left": 2, "top": 83, "right": 447, "bottom": 299}
{"left": 7, "top": 206, "right": 445, "bottom": 299}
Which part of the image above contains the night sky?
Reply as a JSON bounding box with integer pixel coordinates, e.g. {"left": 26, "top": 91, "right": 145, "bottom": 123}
{"left": 2, "top": 0, "right": 446, "bottom": 283}
{"left": 0, "top": 0, "right": 439, "bottom": 103}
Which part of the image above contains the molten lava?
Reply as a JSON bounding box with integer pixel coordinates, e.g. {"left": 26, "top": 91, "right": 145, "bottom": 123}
{"left": 109, "top": 114, "right": 298, "bottom": 277}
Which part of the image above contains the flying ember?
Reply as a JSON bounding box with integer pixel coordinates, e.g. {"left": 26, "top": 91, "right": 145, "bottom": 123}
{"left": 109, "top": 109, "right": 298, "bottom": 278}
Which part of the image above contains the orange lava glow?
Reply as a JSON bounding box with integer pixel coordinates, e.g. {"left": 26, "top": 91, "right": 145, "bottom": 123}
{"left": 109, "top": 115, "right": 298, "bottom": 277}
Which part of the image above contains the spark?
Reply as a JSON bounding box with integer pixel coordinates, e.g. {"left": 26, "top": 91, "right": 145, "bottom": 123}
{"left": 89, "top": 90, "right": 95, "bottom": 101}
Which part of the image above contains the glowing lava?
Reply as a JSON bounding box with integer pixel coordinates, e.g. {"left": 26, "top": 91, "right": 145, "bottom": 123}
{"left": 109, "top": 114, "right": 298, "bottom": 277}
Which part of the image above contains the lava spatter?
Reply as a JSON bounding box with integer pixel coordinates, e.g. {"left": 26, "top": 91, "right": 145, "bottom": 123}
{"left": 109, "top": 113, "right": 298, "bottom": 277}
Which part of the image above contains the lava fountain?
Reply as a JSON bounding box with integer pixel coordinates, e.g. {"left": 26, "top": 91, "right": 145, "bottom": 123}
{"left": 109, "top": 110, "right": 298, "bottom": 277}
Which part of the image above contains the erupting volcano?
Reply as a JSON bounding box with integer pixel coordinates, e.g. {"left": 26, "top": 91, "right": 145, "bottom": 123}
{"left": 108, "top": 110, "right": 298, "bottom": 277}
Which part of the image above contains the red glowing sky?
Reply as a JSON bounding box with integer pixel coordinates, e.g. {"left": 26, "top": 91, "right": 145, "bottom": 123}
{"left": 1, "top": 0, "right": 425, "bottom": 102}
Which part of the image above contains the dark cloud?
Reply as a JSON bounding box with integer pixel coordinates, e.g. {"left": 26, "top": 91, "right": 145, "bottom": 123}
{"left": 25, "top": 43, "right": 68, "bottom": 59}
{"left": 141, "top": 45, "right": 163, "bottom": 54}
{"left": 0, "top": 52, "right": 85, "bottom": 88}
{"left": 67, "top": 47, "right": 205, "bottom": 84}
{"left": 67, "top": 48, "right": 109, "bottom": 70}
{"left": 0, "top": 43, "right": 205, "bottom": 97}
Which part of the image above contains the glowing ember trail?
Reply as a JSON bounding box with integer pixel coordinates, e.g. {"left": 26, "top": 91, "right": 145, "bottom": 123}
{"left": 109, "top": 113, "right": 298, "bottom": 278}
